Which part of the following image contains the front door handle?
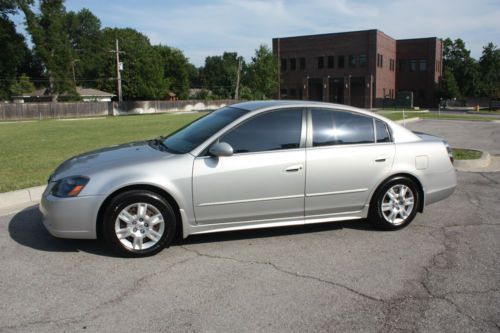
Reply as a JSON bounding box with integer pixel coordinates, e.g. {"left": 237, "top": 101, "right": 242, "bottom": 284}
{"left": 285, "top": 164, "right": 303, "bottom": 172}
{"left": 375, "top": 155, "right": 390, "bottom": 162}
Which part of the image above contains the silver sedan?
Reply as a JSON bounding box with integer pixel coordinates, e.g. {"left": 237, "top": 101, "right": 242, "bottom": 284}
{"left": 40, "top": 101, "right": 457, "bottom": 256}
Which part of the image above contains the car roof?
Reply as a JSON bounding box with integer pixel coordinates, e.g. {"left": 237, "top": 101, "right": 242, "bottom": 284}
{"left": 232, "top": 100, "right": 349, "bottom": 112}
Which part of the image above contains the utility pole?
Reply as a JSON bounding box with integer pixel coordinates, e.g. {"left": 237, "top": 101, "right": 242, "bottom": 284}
{"left": 234, "top": 57, "right": 242, "bottom": 100}
{"left": 71, "top": 59, "right": 80, "bottom": 85}
{"left": 110, "top": 39, "right": 124, "bottom": 102}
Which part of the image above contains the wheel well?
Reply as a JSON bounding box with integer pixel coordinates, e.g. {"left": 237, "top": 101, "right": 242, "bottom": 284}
{"left": 372, "top": 173, "right": 425, "bottom": 213}
{"left": 96, "top": 184, "right": 183, "bottom": 240}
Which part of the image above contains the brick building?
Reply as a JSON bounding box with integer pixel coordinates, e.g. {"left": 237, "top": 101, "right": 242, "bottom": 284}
{"left": 272, "top": 29, "right": 443, "bottom": 108}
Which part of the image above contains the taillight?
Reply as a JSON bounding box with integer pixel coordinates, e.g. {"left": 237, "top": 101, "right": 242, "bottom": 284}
{"left": 443, "top": 141, "right": 454, "bottom": 164}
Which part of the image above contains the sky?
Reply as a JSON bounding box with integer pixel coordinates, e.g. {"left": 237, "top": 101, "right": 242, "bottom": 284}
{"left": 12, "top": 0, "right": 500, "bottom": 66}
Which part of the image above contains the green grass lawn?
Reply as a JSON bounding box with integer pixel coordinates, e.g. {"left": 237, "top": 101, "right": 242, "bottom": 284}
{"left": 0, "top": 113, "right": 205, "bottom": 192}
{"left": 378, "top": 111, "right": 498, "bottom": 122}
{"left": 452, "top": 148, "right": 482, "bottom": 160}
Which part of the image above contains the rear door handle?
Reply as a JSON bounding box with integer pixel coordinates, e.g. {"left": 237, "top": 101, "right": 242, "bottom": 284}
{"left": 285, "top": 164, "right": 303, "bottom": 172}
{"left": 375, "top": 155, "right": 390, "bottom": 162}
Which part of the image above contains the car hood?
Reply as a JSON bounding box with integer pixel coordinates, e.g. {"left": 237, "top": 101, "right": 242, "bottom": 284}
{"left": 51, "top": 141, "right": 171, "bottom": 181}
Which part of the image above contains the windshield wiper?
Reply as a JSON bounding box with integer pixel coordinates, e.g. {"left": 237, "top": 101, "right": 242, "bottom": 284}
{"left": 149, "top": 136, "right": 169, "bottom": 151}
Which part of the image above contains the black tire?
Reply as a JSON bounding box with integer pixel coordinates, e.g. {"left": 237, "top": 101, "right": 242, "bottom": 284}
{"left": 102, "top": 190, "right": 176, "bottom": 257}
{"left": 368, "top": 177, "right": 420, "bottom": 230}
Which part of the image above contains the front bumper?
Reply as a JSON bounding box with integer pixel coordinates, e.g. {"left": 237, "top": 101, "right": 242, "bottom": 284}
{"left": 39, "top": 187, "right": 105, "bottom": 239}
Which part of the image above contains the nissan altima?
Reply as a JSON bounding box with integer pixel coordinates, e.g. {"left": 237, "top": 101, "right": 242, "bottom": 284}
{"left": 40, "top": 101, "right": 457, "bottom": 256}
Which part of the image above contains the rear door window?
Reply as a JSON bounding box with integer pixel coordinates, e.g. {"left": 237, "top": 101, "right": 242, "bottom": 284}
{"left": 311, "top": 109, "right": 375, "bottom": 146}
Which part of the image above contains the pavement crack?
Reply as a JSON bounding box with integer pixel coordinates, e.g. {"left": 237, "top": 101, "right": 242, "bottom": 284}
{"left": 179, "top": 245, "right": 383, "bottom": 303}
{"left": 479, "top": 172, "right": 499, "bottom": 184}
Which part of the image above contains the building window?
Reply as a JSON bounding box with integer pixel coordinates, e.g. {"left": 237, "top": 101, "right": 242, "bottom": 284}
{"left": 390, "top": 59, "right": 395, "bottom": 71}
{"left": 338, "top": 55, "right": 345, "bottom": 68}
{"left": 289, "top": 88, "right": 297, "bottom": 98}
{"left": 377, "top": 54, "right": 384, "bottom": 68}
{"left": 299, "top": 57, "right": 306, "bottom": 70}
{"left": 318, "top": 56, "right": 324, "bottom": 69}
{"left": 399, "top": 59, "right": 405, "bottom": 72}
{"left": 281, "top": 59, "right": 287, "bottom": 72}
{"left": 359, "top": 54, "right": 367, "bottom": 67}
{"left": 419, "top": 59, "right": 427, "bottom": 72}
{"left": 348, "top": 55, "right": 356, "bottom": 68}
{"left": 280, "top": 88, "right": 287, "bottom": 98}
{"left": 327, "top": 56, "right": 334, "bottom": 68}
{"left": 410, "top": 60, "right": 417, "bottom": 72}
{"left": 290, "top": 58, "right": 296, "bottom": 71}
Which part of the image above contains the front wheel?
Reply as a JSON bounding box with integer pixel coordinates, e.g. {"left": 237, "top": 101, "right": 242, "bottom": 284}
{"left": 102, "top": 190, "right": 176, "bottom": 257}
{"left": 369, "top": 177, "right": 420, "bottom": 230}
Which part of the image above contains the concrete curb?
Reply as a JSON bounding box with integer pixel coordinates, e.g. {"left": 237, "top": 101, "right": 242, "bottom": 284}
{"left": 454, "top": 150, "right": 491, "bottom": 171}
{"left": 0, "top": 185, "right": 45, "bottom": 214}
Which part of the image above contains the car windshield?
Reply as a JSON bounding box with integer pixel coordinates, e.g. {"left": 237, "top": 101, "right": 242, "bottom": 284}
{"left": 163, "top": 106, "right": 248, "bottom": 154}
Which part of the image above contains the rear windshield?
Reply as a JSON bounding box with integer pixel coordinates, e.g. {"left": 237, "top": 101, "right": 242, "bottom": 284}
{"left": 163, "top": 106, "right": 248, "bottom": 154}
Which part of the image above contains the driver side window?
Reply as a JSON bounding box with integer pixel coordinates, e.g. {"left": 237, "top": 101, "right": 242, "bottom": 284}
{"left": 220, "top": 109, "right": 303, "bottom": 154}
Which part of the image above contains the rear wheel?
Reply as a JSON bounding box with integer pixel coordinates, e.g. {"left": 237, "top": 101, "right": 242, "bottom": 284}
{"left": 102, "top": 190, "right": 176, "bottom": 257}
{"left": 369, "top": 177, "right": 420, "bottom": 230}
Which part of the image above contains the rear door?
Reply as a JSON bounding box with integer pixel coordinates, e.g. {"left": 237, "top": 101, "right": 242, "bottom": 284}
{"left": 305, "top": 109, "right": 395, "bottom": 219}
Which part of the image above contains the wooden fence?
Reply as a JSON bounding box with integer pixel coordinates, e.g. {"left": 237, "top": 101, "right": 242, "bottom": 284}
{"left": 0, "top": 102, "right": 112, "bottom": 121}
{"left": 0, "top": 99, "right": 239, "bottom": 121}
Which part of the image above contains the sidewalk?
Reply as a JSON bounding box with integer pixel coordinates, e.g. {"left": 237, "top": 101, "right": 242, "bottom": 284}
{"left": 0, "top": 185, "right": 45, "bottom": 216}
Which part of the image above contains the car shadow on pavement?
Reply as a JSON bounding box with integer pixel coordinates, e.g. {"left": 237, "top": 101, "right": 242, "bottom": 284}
{"left": 8, "top": 204, "right": 379, "bottom": 256}
{"left": 8, "top": 205, "right": 116, "bottom": 257}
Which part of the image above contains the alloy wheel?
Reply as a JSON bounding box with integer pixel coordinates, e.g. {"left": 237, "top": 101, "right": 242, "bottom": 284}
{"left": 380, "top": 184, "right": 415, "bottom": 226}
{"left": 114, "top": 202, "right": 165, "bottom": 251}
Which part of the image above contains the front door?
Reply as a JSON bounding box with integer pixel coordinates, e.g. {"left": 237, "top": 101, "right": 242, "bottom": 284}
{"left": 193, "top": 108, "right": 306, "bottom": 225}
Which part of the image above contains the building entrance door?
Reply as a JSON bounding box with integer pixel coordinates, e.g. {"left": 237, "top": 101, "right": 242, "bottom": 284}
{"left": 308, "top": 78, "right": 323, "bottom": 101}
{"left": 329, "top": 78, "right": 344, "bottom": 104}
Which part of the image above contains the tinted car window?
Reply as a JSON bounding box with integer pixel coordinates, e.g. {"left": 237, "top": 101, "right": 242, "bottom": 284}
{"left": 163, "top": 106, "right": 247, "bottom": 153}
{"left": 221, "top": 109, "right": 303, "bottom": 153}
{"left": 312, "top": 109, "right": 374, "bottom": 146}
{"left": 375, "top": 119, "right": 391, "bottom": 143}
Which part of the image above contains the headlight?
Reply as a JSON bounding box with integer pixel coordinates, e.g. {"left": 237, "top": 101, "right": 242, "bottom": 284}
{"left": 50, "top": 176, "right": 90, "bottom": 197}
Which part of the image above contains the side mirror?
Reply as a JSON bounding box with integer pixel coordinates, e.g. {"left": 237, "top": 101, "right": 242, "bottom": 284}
{"left": 209, "top": 142, "right": 233, "bottom": 157}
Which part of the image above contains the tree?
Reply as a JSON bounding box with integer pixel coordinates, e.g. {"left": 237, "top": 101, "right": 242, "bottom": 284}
{"left": 442, "top": 38, "right": 480, "bottom": 98}
{"left": 479, "top": 43, "right": 500, "bottom": 98}
{"left": 65, "top": 8, "right": 106, "bottom": 88}
{"left": 154, "top": 45, "right": 190, "bottom": 99}
{"left": 186, "top": 63, "right": 201, "bottom": 90}
{"left": 0, "top": 1, "right": 40, "bottom": 100}
{"left": 244, "top": 44, "right": 278, "bottom": 100}
{"left": 10, "top": 73, "right": 35, "bottom": 95}
{"left": 200, "top": 52, "right": 242, "bottom": 98}
{"left": 17, "top": 0, "right": 76, "bottom": 101}
{"left": 0, "top": 0, "right": 17, "bottom": 17}
{"left": 438, "top": 67, "right": 460, "bottom": 99}
{"left": 99, "top": 28, "right": 166, "bottom": 100}
{"left": 0, "top": 16, "right": 27, "bottom": 99}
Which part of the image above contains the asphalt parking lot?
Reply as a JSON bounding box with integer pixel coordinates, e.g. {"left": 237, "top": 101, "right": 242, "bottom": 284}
{"left": 1, "top": 119, "right": 499, "bottom": 332}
